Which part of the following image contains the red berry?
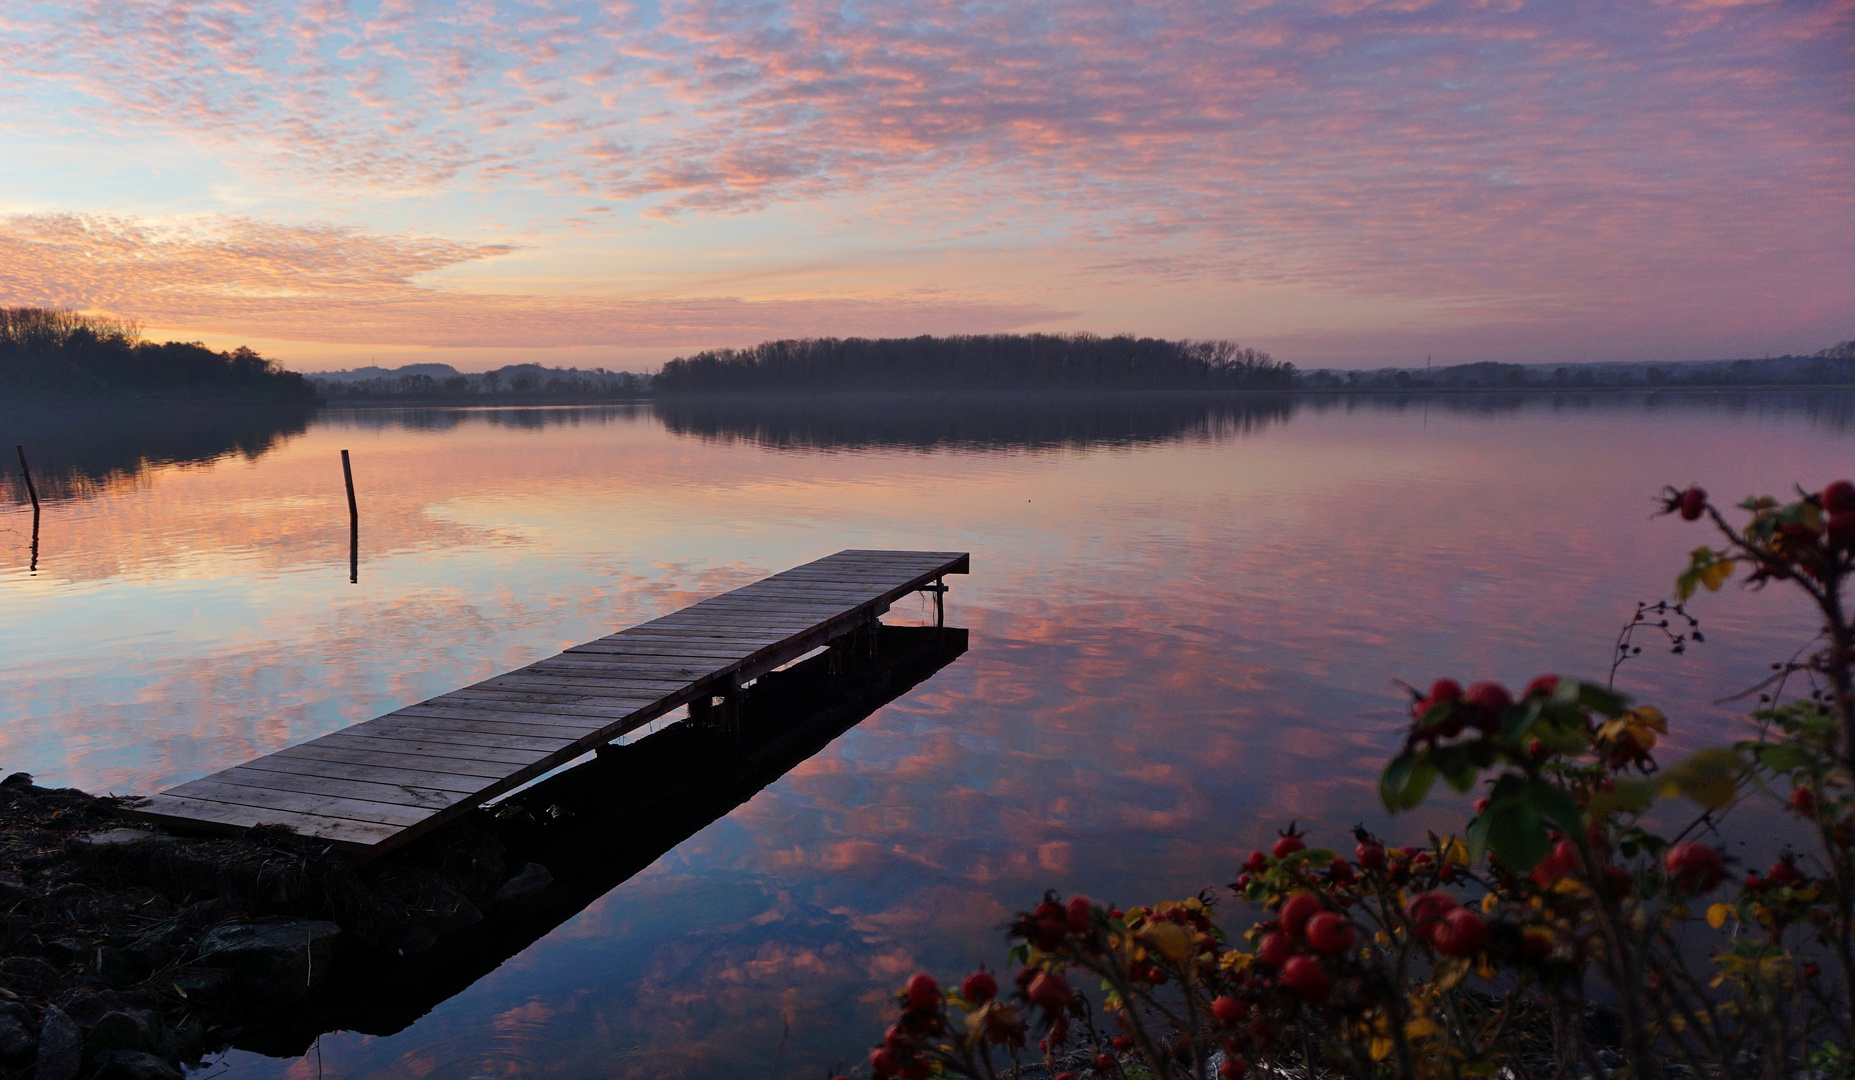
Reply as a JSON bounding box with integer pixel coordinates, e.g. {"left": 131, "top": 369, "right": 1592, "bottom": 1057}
{"left": 1066, "top": 895, "right": 1093, "bottom": 932}
{"left": 1246, "top": 851, "right": 1268, "bottom": 873}
{"left": 1279, "top": 955, "right": 1331, "bottom": 1000}
{"left": 1793, "top": 786, "right": 1817, "bottom": 816}
{"left": 1524, "top": 674, "right": 1560, "bottom": 698}
{"left": 1356, "top": 842, "right": 1386, "bottom": 870}
{"left": 961, "top": 970, "right": 997, "bottom": 1004}
{"left": 1054, "top": 1073, "right": 1076, "bottom": 1080}
{"left": 1258, "top": 931, "right": 1293, "bottom": 968}
{"left": 1405, "top": 890, "right": 1460, "bottom": 941}
{"left": 1664, "top": 842, "right": 1725, "bottom": 893}
{"left": 1219, "top": 1058, "right": 1249, "bottom": 1080}
{"left": 1767, "top": 859, "right": 1805, "bottom": 885}
{"left": 1829, "top": 511, "right": 1855, "bottom": 549}
{"left": 1428, "top": 679, "right": 1463, "bottom": 705}
{"left": 1027, "top": 971, "right": 1074, "bottom": 1012}
{"left": 1304, "top": 912, "right": 1354, "bottom": 956}
{"left": 1095, "top": 1054, "right": 1116, "bottom": 1072}
{"left": 1806, "top": 963, "right": 1823, "bottom": 978}
{"left": 1463, "top": 682, "right": 1511, "bottom": 732}
{"left": 1431, "top": 908, "right": 1487, "bottom": 957}
{"left": 1279, "top": 893, "right": 1322, "bottom": 937}
{"left": 870, "top": 1047, "right": 898, "bottom": 1076}
{"left": 905, "top": 972, "right": 940, "bottom": 1011}
{"left": 1211, "top": 995, "right": 1247, "bottom": 1026}
{"left": 1327, "top": 857, "right": 1355, "bottom": 884}
{"left": 1826, "top": 480, "right": 1855, "bottom": 513}
{"left": 1678, "top": 486, "right": 1707, "bottom": 521}
{"left": 1112, "top": 1036, "right": 1133, "bottom": 1051}
{"left": 1273, "top": 835, "right": 1306, "bottom": 859}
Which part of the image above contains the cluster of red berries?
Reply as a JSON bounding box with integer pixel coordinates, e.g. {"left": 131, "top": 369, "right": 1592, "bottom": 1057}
{"left": 1668, "top": 480, "right": 1855, "bottom": 574}
{"left": 1743, "top": 857, "right": 1807, "bottom": 892}
{"left": 869, "top": 973, "right": 948, "bottom": 1079}
{"left": 1663, "top": 841, "right": 1727, "bottom": 894}
{"left": 1405, "top": 891, "right": 1486, "bottom": 957}
{"left": 1409, "top": 674, "right": 1562, "bottom": 746}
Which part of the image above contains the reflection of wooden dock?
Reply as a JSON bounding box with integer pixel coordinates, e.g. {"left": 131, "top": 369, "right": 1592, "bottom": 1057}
{"left": 130, "top": 550, "right": 969, "bottom": 855}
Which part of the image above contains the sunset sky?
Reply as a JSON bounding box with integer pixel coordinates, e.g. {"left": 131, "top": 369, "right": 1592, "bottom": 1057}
{"left": 1, "top": 0, "right": 1850, "bottom": 372}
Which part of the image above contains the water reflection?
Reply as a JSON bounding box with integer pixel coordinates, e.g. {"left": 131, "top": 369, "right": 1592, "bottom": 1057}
{"left": 654, "top": 391, "right": 1298, "bottom": 450}
{"left": 1, "top": 390, "right": 1851, "bottom": 1079}
{"left": 236, "top": 625, "right": 967, "bottom": 1066}
{"left": 0, "top": 402, "right": 314, "bottom": 504}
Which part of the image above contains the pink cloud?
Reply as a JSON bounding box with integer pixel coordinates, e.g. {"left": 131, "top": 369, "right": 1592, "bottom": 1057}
{"left": 0, "top": 0, "right": 1847, "bottom": 352}
{"left": 0, "top": 212, "right": 1063, "bottom": 346}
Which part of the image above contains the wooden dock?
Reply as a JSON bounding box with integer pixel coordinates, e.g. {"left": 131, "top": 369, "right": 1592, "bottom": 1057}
{"left": 130, "top": 550, "right": 969, "bottom": 855}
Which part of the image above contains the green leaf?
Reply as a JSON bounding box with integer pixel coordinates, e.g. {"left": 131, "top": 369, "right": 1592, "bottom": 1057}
{"left": 1465, "top": 811, "right": 1493, "bottom": 864}
{"left": 1585, "top": 778, "right": 1658, "bottom": 819}
{"left": 1521, "top": 779, "right": 1584, "bottom": 833}
{"left": 1741, "top": 740, "right": 1812, "bottom": 775}
{"left": 1485, "top": 801, "right": 1550, "bottom": 870}
{"left": 1500, "top": 700, "right": 1542, "bottom": 740}
{"left": 1576, "top": 682, "right": 1630, "bottom": 718}
{"left": 1660, "top": 747, "right": 1743, "bottom": 810}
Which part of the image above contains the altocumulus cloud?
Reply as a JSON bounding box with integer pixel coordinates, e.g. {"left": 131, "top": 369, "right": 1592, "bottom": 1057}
{"left": 0, "top": 0, "right": 1850, "bottom": 349}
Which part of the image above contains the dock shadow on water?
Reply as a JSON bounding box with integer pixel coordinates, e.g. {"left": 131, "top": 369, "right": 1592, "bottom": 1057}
{"left": 234, "top": 623, "right": 967, "bottom": 1060}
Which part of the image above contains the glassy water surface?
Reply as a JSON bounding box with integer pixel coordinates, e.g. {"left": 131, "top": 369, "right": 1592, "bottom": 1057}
{"left": 0, "top": 392, "right": 1848, "bottom": 1078}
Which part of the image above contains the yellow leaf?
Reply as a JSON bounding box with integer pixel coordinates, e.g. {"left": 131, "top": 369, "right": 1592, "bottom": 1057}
{"left": 1706, "top": 903, "right": 1734, "bottom": 930}
{"left": 1481, "top": 893, "right": 1500, "bottom": 915}
{"left": 1700, "top": 560, "right": 1733, "bottom": 591}
{"left": 1371, "top": 1037, "right": 1394, "bottom": 1062}
{"left": 1143, "top": 921, "right": 1194, "bottom": 964}
{"left": 1665, "top": 748, "right": 1743, "bottom": 810}
{"left": 1629, "top": 706, "right": 1668, "bottom": 734}
{"left": 1405, "top": 1018, "right": 1444, "bottom": 1041}
{"left": 1443, "top": 838, "right": 1471, "bottom": 867}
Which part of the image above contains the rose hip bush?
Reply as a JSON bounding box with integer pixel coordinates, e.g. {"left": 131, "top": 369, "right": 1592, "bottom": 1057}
{"left": 857, "top": 479, "right": 1855, "bottom": 1080}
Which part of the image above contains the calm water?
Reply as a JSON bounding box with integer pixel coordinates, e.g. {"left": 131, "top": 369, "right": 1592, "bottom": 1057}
{"left": 1, "top": 391, "right": 1848, "bottom": 1078}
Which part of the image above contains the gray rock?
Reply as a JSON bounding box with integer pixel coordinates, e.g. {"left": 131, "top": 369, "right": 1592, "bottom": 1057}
{"left": 495, "top": 862, "right": 553, "bottom": 902}
{"left": 88, "top": 1050, "right": 183, "bottom": 1080}
{"left": 389, "top": 897, "right": 484, "bottom": 958}
{"left": 32, "top": 1006, "right": 79, "bottom": 1080}
{"left": 1, "top": 956, "right": 58, "bottom": 993}
{"left": 193, "top": 920, "right": 342, "bottom": 1006}
{"left": 0, "top": 1003, "right": 36, "bottom": 1064}
{"left": 85, "top": 1011, "right": 153, "bottom": 1055}
{"left": 40, "top": 938, "right": 86, "bottom": 964}
{"left": 491, "top": 862, "right": 556, "bottom": 920}
{"left": 94, "top": 946, "right": 146, "bottom": 987}
{"left": 127, "top": 922, "right": 191, "bottom": 970}
{"left": 163, "top": 968, "right": 233, "bottom": 1004}
{"left": 70, "top": 828, "right": 171, "bottom": 850}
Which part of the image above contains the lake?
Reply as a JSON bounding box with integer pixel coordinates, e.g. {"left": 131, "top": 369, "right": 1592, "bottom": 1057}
{"left": 0, "top": 391, "right": 1847, "bottom": 1078}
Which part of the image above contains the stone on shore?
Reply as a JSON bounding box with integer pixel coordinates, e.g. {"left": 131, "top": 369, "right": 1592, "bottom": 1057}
{"left": 193, "top": 920, "right": 343, "bottom": 1005}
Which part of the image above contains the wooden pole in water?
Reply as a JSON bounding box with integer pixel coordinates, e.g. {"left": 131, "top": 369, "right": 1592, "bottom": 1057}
{"left": 16, "top": 445, "right": 40, "bottom": 573}
{"left": 341, "top": 449, "right": 358, "bottom": 583}
{"left": 14, "top": 446, "right": 40, "bottom": 514}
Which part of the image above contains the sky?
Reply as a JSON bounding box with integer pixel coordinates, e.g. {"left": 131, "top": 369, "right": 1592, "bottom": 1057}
{"left": 0, "top": 0, "right": 1851, "bottom": 373}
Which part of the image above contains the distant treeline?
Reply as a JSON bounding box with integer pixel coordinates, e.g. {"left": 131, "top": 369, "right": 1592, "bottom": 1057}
{"left": 309, "top": 362, "right": 648, "bottom": 400}
{"left": 1304, "top": 344, "right": 1855, "bottom": 392}
{"left": 652, "top": 335, "right": 1298, "bottom": 393}
{"left": 0, "top": 308, "right": 315, "bottom": 400}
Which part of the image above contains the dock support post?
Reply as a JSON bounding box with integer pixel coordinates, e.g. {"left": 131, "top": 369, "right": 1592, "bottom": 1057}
{"left": 15, "top": 445, "right": 39, "bottom": 573}
{"left": 341, "top": 449, "right": 358, "bottom": 583}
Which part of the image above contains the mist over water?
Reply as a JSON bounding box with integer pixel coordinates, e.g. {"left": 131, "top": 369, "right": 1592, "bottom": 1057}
{"left": 0, "top": 391, "right": 1847, "bottom": 1078}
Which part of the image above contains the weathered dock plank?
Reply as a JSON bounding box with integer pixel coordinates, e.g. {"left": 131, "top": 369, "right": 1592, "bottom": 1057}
{"left": 131, "top": 550, "right": 969, "bottom": 855}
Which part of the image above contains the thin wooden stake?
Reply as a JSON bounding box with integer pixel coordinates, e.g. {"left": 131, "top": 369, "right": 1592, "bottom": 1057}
{"left": 15, "top": 445, "right": 39, "bottom": 573}
{"left": 341, "top": 449, "right": 358, "bottom": 583}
